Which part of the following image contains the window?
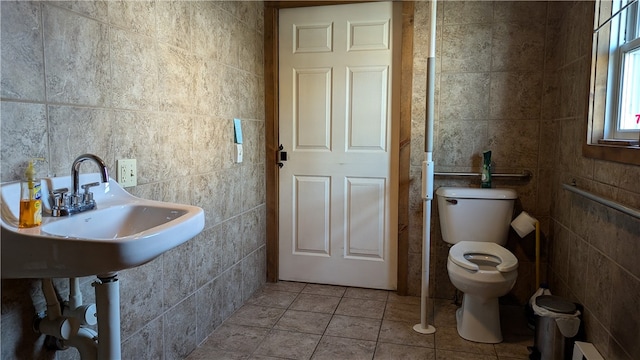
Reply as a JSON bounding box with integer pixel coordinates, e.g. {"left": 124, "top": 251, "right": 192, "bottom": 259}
{"left": 586, "top": 0, "right": 640, "bottom": 165}
{"left": 608, "top": 0, "right": 640, "bottom": 140}
{"left": 618, "top": 44, "right": 639, "bottom": 135}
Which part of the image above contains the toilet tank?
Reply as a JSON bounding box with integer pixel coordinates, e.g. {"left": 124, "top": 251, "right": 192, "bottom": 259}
{"left": 436, "top": 187, "right": 517, "bottom": 246}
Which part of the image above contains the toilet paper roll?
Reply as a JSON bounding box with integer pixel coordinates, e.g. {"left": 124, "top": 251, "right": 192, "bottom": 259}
{"left": 511, "top": 211, "right": 537, "bottom": 238}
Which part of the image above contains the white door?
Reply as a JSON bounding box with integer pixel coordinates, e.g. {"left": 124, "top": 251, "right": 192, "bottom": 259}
{"left": 278, "top": 2, "right": 400, "bottom": 290}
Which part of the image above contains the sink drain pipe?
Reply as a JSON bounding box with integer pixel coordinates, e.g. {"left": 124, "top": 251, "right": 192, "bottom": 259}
{"left": 66, "top": 278, "right": 98, "bottom": 329}
{"left": 94, "top": 274, "right": 121, "bottom": 360}
{"left": 65, "top": 327, "right": 98, "bottom": 359}
{"left": 37, "top": 275, "right": 121, "bottom": 359}
{"left": 38, "top": 278, "right": 77, "bottom": 340}
{"left": 62, "top": 278, "right": 98, "bottom": 359}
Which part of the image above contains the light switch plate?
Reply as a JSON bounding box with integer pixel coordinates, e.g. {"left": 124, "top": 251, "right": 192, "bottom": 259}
{"left": 235, "top": 144, "right": 243, "bottom": 163}
{"left": 117, "top": 159, "right": 137, "bottom": 187}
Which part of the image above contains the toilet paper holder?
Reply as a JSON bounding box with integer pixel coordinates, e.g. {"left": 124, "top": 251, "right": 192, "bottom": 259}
{"left": 511, "top": 211, "right": 540, "bottom": 287}
{"left": 511, "top": 211, "right": 537, "bottom": 238}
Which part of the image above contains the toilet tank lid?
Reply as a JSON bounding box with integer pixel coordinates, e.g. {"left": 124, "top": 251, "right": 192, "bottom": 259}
{"left": 436, "top": 187, "right": 517, "bottom": 200}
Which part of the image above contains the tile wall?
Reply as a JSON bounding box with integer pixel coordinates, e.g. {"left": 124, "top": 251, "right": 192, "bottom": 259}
{"left": 545, "top": 2, "right": 640, "bottom": 360}
{"left": 2, "top": 1, "right": 638, "bottom": 359}
{"left": 0, "top": 1, "right": 265, "bottom": 359}
{"left": 411, "top": 2, "right": 639, "bottom": 360}
{"left": 409, "top": 1, "right": 552, "bottom": 304}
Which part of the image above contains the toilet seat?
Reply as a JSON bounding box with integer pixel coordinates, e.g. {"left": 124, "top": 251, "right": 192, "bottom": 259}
{"left": 449, "top": 241, "right": 518, "bottom": 273}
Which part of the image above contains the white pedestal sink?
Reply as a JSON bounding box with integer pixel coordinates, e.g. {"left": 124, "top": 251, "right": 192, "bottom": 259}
{"left": 1, "top": 173, "right": 204, "bottom": 359}
{"left": 1, "top": 173, "right": 204, "bottom": 279}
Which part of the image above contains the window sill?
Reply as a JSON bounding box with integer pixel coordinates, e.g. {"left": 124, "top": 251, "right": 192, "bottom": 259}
{"left": 583, "top": 143, "right": 640, "bottom": 166}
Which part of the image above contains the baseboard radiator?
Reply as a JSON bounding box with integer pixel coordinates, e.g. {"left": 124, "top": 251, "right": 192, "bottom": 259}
{"left": 572, "top": 342, "right": 604, "bottom": 360}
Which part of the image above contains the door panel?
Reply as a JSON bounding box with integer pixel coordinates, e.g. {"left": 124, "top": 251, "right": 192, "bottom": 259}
{"left": 294, "top": 23, "right": 332, "bottom": 53}
{"left": 345, "top": 176, "right": 386, "bottom": 259}
{"left": 294, "top": 68, "right": 332, "bottom": 150}
{"left": 347, "top": 66, "right": 388, "bottom": 151}
{"left": 348, "top": 20, "right": 389, "bottom": 51}
{"left": 293, "top": 175, "right": 330, "bottom": 255}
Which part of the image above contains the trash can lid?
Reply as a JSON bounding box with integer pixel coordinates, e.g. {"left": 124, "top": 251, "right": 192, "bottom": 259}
{"left": 535, "top": 295, "right": 577, "bottom": 314}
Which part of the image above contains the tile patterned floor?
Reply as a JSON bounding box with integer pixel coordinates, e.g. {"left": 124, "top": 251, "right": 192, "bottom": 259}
{"left": 186, "top": 282, "right": 533, "bottom": 360}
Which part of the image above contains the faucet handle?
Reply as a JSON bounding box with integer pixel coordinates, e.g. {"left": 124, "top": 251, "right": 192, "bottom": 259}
{"left": 50, "top": 188, "right": 69, "bottom": 206}
{"left": 51, "top": 187, "right": 69, "bottom": 195}
{"left": 81, "top": 182, "right": 100, "bottom": 193}
{"left": 81, "top": 182, "right": 100, "bottom": 204}
{"left": 49, "top": 188, "right": 69, "bottom": 214}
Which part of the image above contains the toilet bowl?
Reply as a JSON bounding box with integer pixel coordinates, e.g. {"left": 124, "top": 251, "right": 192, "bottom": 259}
{"left": 436, "top": 186, "right": 519, "bottom": 344}
{"left": 447, "top": 241, "right": 518, "bottom": 343}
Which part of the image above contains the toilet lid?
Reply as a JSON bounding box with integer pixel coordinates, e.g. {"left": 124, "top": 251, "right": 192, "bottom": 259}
{"left": 449, "top": 241, "right": 518, "bottom": 272}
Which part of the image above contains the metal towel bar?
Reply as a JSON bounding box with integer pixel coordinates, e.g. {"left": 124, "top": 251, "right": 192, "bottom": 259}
{"left": 562, "top": 183, "right": 640, "bottom": 220}
{"left": 434, "top": 170, "right": 532, "bottom": 179}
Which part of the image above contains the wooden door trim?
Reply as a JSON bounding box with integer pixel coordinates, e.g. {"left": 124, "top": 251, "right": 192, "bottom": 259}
{"left": 264, "top": 1, "right": 414, "bottom": 295}
{"left": 265, "top": 4, "right": 280, "bottom": 284}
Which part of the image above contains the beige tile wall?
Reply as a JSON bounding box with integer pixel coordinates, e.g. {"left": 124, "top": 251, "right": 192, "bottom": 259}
{"left": 411, "top": 2, "right": 639, "bottom": 359}
{"left": 410, "top": 1, "right": 551, "bottom": 304}
{"left": 545, "top": 2, "right": 640, "bottom": 360}
{"left": 2, "top": 1, "right": 638, "bottom": 359}
{"left": 0, "top": 1, "right": 265, "bottom": 359}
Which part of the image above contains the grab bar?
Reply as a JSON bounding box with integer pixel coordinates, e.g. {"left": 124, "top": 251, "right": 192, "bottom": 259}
{"left": 562, "top": 183, "right": 640, "bottom": 220}
{"left": 434, "top": 170, "right": 532, "bottom": 180}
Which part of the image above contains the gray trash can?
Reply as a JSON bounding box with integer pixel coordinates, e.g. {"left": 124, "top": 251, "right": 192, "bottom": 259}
{"left": 532, "top": 295, "right": 581, "bottom": 360}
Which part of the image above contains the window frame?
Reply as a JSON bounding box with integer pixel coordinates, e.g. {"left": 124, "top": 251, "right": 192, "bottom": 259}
{"left": 610, "top": 2, "right": 640, "bottom": 139}
{"left": 613, "top": 40, "right": 640, "bottom": 138}
{"left": 584, "top": 0, "right": 640, "bottom": 165}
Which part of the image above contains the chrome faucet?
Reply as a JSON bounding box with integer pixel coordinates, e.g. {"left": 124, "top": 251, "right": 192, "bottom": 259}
{"left": 50, "top": 154, "right": 109, "bottom": 216}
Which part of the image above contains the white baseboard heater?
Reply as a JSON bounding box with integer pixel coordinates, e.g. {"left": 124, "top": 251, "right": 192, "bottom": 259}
{"left": 572, "top": 342, "right": 604, "bottom": 360}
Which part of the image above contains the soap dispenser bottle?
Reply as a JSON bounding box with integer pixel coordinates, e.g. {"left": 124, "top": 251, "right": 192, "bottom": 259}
{"left": 19, "top": 159, "right": 43, "bottom": 228}
{"left": 481, "top": 150, "right": 492, "bottom": 188}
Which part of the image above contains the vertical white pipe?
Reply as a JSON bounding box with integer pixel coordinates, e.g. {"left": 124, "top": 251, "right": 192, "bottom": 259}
{"left": 69, "top": 278, "right": 82, "bottom": 309}
{"left": 66, "top": 277, "right": 98, "bottom": 326}
{"left": 42, "top": 278, "right": 62, "bottom": 320}
{"left": 428, "top": 0, "right": 437, "bottom": 62}
{"left": 40, "top": 278, "right": 76, "bottom": 340}
{"left": 95, "top": 275, "right": 121, "bottom": 360}
{"left": 413, "top": 0, "right": 437, "bottom": 335}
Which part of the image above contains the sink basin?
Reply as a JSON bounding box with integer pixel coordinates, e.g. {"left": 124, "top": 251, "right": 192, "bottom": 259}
{"left": 1, "top": 173, "right": 204, "bottom": 279}
{"left": 41, "top": 205, "right": 189, "bottom": 239}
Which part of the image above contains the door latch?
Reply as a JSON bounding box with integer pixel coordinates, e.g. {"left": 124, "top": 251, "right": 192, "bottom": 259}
{"left": 277, "top": 144, "right": 287, "bottom": 168}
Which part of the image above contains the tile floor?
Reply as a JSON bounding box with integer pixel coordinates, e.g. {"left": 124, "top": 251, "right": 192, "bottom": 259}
{"left": 186, "top": 282, "right": 533, "bottom": 360}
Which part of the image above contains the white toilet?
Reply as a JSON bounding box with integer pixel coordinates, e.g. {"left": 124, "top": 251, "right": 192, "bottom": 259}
{"left": 436, "top": 187, "right": 519, "bottom": 344}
